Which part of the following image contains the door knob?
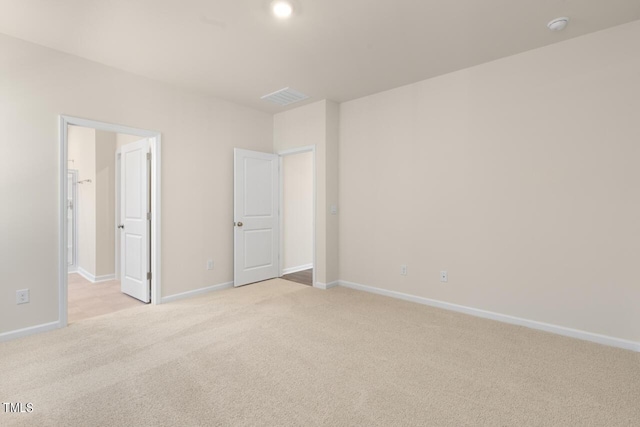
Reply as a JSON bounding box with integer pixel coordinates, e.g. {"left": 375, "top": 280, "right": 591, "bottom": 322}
{"left": 237, "top": 222, "right": 243, "bottom": 227}
{"left": 118, "top": 224, "right": 125, "bottom": 229}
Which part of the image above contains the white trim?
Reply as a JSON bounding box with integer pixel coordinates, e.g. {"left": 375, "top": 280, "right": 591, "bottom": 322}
{"left": 59, "top": 115, "right": 162, "bottom": 331}
{"left": 161, "top": 281, "right": 234, "bottom": 304}
{"left": 277, "top": 145, "right": 316, "bottom": 288}
{"left": 0, "top": 321, "right": 60, "bottom": 343}
{"left": 314, "top": 280, "right": 339, "bottom": 290}
{"left": 282, "top": 263, "right": 313, "bottom": 276}
{"left": 114, "top": 148, "right": 121, "bottom": 281}
{"left": 277, "top": 146, "right": 316, "bottom": 156}
{"left": 338, "top": 280, "right": 640, "bottom": 353}
{"left": 59, "top": 117, "right": 69, "bottom": 328}
{"left": 150, "top": 135, "right": 162, "bottom": 305}
{"left": 75, "top": 268, "right": 116, "bottom": 283}
{"left": 75, "top": 268, "right": 92, "bottom": 282}
{"left": 94, "top": 274, "right": 116, "bottom": 283}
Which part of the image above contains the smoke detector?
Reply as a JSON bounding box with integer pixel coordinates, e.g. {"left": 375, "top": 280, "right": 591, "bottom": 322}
{"left": 547, "top": 17, "right": 569, "bottom": 32}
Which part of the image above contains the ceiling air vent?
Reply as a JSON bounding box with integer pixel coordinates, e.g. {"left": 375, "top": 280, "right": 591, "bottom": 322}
{"left": 261, "top": 87, "right": 309, "bottom": 106}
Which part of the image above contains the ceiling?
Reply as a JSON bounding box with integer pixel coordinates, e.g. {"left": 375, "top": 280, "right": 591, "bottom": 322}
{"left": 0, "top": 0, "right": 639, "bottom": 113}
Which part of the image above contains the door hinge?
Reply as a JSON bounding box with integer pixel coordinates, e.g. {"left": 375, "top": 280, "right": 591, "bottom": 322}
{"left": 147, "top": 272, "right": 152, "bottom": 280}
{"left": 147, "top": 212, "right": 151, "bottom": 220}
{"left": 146, "top": 152, "right": 151, "bottom": 160}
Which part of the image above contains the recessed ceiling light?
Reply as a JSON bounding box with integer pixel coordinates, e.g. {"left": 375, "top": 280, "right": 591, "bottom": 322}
{"left": 272, "top": 1, "right": 293, "bottom": 19}
{"left": 547, "top": 17, "right": 569, "bottom": 32}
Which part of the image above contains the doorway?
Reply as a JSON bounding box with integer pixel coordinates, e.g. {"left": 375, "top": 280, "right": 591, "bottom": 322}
{"left": 279, "top": 149, "right": 314, "bottom": 286}
{"left": 58, "top": 116, "right": 162, "bottom": 327}
{"left": 232, "top": 146, "right": 316, "bottom": 288}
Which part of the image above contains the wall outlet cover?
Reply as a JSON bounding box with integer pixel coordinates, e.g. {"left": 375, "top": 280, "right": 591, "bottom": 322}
{"left": 16, "top": 289, "right": 30, "bottom": 304}
{"left": 400, "top": 265, "right": 408, "bottom": 276}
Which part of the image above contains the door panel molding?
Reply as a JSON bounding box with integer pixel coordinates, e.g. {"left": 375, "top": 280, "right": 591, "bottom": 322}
{"left": 120, "top": 138, "right": 150, "bottom": 302}
{"left": 234, "top": 148, "right": 280, "bottom": 287}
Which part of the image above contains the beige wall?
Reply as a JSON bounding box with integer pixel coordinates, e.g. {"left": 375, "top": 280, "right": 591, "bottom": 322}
{"left": 339, "top": 21, "right": 640, "bottom": 342}
{"left": 274, "top": 100, "right": 339, "bottom": 286}
{"left": 95, "top": 130, "right": 116, "bottom": 277}
{"left": 67, "top": 128, "right": 117, "bottom": 279}
{"left": 68, "top": 126, "right": 96, "bottom": 276}
{"left": 325, "top": 102, "right": 340, "bottom": 284}
{"left": 116, "top": 133, "right": 142, "bottom": 151}
{"left": 282, "top": 152, "right": 313, "bottom": 271}
{"left": 0, "top": 33, "right": 272, "bottom": 334}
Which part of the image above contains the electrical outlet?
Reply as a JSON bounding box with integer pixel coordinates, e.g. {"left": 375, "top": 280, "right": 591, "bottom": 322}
{"left": 400, "top": 265, "right": 408, "bottom": 276}
{"left": 16, "top": 289, "right": 29, "bottom": 304}
{"left": 440, "top": 271, "right": 448, "bottom": 282}
{"left": 207, "top": 260, "right": 214, "bottom": 270}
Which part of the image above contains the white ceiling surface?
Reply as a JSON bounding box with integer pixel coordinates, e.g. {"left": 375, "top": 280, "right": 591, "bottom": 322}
{"left": 1, "top": 0, "right": 639, "bottom": 113}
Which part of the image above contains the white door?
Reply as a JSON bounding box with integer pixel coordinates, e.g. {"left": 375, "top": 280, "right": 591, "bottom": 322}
{"left": 120, "top": 139, "right": 151, "bottom": 302}
{"left": 234, "top": 148, "right": 279, "bottom": 287}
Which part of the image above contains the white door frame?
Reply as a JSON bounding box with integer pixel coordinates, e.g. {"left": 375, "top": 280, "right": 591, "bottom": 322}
{"left": 114, "top": 149, "right": 121, "bottom": 280}
{"left": 58, "top": 115, "right": 162, "bottom": 327}
{"left": 277, "top": 145, "right": 316, "bottom": 287}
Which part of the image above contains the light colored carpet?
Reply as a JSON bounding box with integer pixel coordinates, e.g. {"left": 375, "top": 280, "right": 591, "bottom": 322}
{"left": 0, "top": 279, "right": 638, "bottom": 426}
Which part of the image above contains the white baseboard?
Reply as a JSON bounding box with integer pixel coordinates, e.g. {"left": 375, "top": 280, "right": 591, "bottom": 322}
{"left": 94, "top": 273, "right": 116, "bottom": 283}
{"left": 314, "top": 280, "right": 339, "bottom": 290}
{"left": 282, "top": 263, "right": 313, "bottom": 275}
{"left": 0, "top": 321, "right": 61, "bottom": 343}
{"left": 161, "top": 281, "right": 234, "bottom": 304}
{"left": 68, "top": 267, "right": 78, "bottom": 273}
{"left": 76, "top": 268, "right": 116, "bottom": 283}
{"left": 76, "top": 267, "right": 93, "bottom": 282}
{"left": 338, "top": 280, "right": 640, "bottom": 353}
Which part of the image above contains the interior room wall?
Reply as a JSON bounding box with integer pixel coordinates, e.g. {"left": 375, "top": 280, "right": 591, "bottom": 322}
{"left": 95, "top": 130, "right": 116, "bottom": 278}
{"left": 325, "top": 102, "right": 340, "bottom": 284}
{"left": 116, "top": 133, "right": 141, "bottom": 151}
{"left": 338, "top": 20, "right": 640, "bottom": 343}
{"left": 0, "top": 33, "right": 272, "bottom": 335}
{"left": 67, "top": 126, "right": 96, "bottom": 277}
{"left": 274, "top": 100, "right": 339, "bottom": 287}
{"left": 66, "top": 127, "right": 116, "bottom": 280}
{"left": 282, "top": 152, "right": 313, "bottom": 271}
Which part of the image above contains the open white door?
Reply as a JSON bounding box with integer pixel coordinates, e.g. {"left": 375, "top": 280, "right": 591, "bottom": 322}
{"left": 234, "top": 148, "right": 279, "bottom": 287}
{"left": 120, "top": 138, "right": 151, "bottom": 302}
